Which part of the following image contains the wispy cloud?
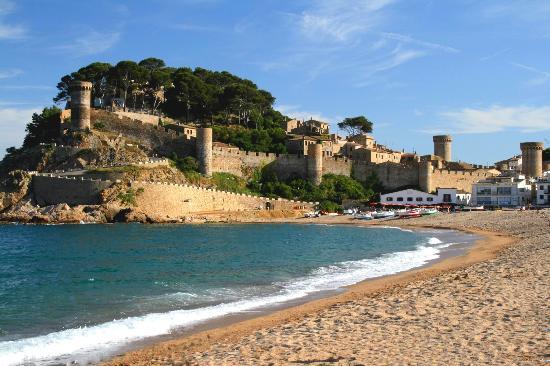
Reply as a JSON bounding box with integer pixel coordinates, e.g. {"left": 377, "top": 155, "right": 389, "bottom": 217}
{"left": 479, "top": 48, "right": 510, "bottom": 61}
{"left": 380, "top": 32, "right": 459, "bottom": 53}
{"left": 510, "top": 62, "right": 550, "bottom": 86}
{"left": 0, "top": 0, "right": 27, "bottom": 40}
{"left": 54, "top": 30, "right": 121, "bottom": 56}
{"left": 171, "top": 23, "right": 220, "bottom": 32}
{"left": 276, "top": 104, "right": 334, "bottom": 123}
{"left": 297, "top": 0, "right": 395, "bottom": 43}
{"left": 354, "top": 46, "right": 425, "bottom": 87}
{"left": 0, "top": 68, "right": 22, "bottom": 79}
{"left": 427, "top": 105, "right": 550, "bottom": 134}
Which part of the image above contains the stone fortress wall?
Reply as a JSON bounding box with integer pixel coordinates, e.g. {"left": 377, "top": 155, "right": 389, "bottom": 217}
{"left": 31, "top": 174, "right": 315, "bottom": 214}
{"left": 33, "top": 174, "right": 113, "bottom": 206}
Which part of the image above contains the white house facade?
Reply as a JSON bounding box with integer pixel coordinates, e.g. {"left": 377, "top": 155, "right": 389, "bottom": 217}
{"left": 471, "top": 175, "right": 531, "bottom": 207}
{"left": 380, "top": 188, "right": 461, "bottom": 205}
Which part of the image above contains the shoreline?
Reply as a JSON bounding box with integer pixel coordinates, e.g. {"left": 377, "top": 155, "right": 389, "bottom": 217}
{"left": 103, "top": 215, "right": 516, "bottom": 366}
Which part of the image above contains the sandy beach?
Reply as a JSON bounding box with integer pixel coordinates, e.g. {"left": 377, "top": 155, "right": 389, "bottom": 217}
{"left": 105, "top": 210, "right": 549, "bottom": 365}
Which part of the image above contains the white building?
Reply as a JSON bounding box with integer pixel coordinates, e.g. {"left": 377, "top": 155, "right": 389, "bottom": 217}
{"left": 495, "top": 155, "right": 522, "bottom": 172}
{"left": 535, "top": 179, "right": 550, "bottom": 206}
{"left": 471, "top": 175, "right": 532, "bottom": 207}
{"left": 380, "top": 188, "right": 463, "bottom": 205}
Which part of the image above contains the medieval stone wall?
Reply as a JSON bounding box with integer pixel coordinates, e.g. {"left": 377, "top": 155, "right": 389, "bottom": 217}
{"left": 430, "top": 169, "right": 497, "bottom": 193}
{"left": 31, "top": 174, "right": 314, "bottom": 215}
{"left": 353, "top": 162, "right": 419, "bottom": 191}
{"left": 130, "top": 181, "right": 314, "bottom": 217}
{"left": 33, "top": 174, "right": 113, "bottom": 206}
{"left": 323, "top": 157, "right": 352, "bottom": 176}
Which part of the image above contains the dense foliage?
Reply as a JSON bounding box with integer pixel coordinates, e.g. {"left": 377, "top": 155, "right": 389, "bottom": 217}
{"left": 251, "top": 171, "right": 379, "bottom": 211}
{"left": 213, "top": 125, "right": 287, "bottom": 153}
{"left": 544, "top": 148, "right": 550, "bottom": 161}
{"left": 54, "top": 59, "right": 287, "bottom": 128}
{"left": 22, "top": 107, "right": 62, "bottom": 148}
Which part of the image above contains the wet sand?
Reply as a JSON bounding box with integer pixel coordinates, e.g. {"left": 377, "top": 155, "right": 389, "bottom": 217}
{"left": 104, "top": 210, "right": 549, "bottom": 365}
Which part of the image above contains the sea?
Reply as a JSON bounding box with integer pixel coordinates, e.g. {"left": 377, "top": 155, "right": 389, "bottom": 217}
{"left": 0, "top": 223, "right": 477, "bottom": 365}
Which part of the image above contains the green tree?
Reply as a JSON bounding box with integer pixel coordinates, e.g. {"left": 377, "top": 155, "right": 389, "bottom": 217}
{"left": 337, "top": 116, "right": 373, "bottom": 136}
{"left": 22, "top": 107, "right": 61, "bottom": 148}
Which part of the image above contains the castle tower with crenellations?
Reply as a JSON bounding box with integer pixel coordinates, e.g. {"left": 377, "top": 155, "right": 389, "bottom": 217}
{"left": 70, "top": 81, "right": 92, "bottom": 131}
{"left": 520, "top": 141, "right": 544, "bottom": 178}
{"left": 307, "top": 143, "right": 323, "bottom": 185}
{"left": 197, "top": 127, "right": 213, "bottom": 177}
{"left": 433, "top": 135, "right": 452, "bottom": 162}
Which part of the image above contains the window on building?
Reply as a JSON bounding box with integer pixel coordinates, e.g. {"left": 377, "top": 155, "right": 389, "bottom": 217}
{"left": 427, "top": 197, "right": 434, "bottom": 202}
{"left": 397, "top": 197, "right": 403, "bottom": 202}
{"left": 386, "top": 197, "right": 393, "bottom": 202}
{"left": 407, "top": 197, "right": 413, "bottom": 202}
{"left": 416, "top": 197, "right": 423, "bottom": 202}
{"left": 443, "top": 194, "right": 451, "bottom": 203}
{"left": 477, "top": 197, "right": 492, "bottom": 205}
{"left": 540, "top": 185, "right": 544, "bottom": 190}
{"left": 477, "top": 187, "right": 492, "bottom": 195}
{"left": 497, "top": 187, "right": 512, "bottom": 195}
{"left": 541, "top": 195, "right": 544, "bottom": 199}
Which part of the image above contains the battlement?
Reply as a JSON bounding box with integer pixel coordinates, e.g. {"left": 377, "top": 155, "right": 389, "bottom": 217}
{"left": 520, "top": 142, "right": 544, "bottom": 151}
{"left": 70, "top": 80, "right": 92, "bottom": 91}
{"left": 31, "top": 173, "right": 316, "bottom": 214}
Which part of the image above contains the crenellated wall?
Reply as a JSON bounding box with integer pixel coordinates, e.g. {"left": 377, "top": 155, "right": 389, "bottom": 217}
{"left": 33, "top": 174, "right": 113, "bottom": 206}
{"left": 31, "top": 174, "right": 315, "bottom": 215}
{"left": 430, "top": 168, "right": 497, "bottom": 193}
{"left": 353, "top": 162, "right": 419, "bottom": 191}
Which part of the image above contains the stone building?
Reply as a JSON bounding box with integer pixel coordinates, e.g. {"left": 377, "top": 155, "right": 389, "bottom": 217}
{"left": 520, "top": 141, "right": 544, "bottom": 178}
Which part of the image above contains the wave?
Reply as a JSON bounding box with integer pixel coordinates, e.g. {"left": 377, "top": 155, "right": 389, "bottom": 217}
{"left": 428, "top": 237, "right": 443, "bottom": 245}
{"left": 0, "top": 241, "right": 447, "bottom": 365}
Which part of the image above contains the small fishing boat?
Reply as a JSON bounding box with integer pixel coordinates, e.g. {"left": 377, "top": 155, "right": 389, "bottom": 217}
{"left": 355, "top": 213, "right": 373, "bottom": 220}
{"left": 372, "top": 211, "right": 395, "bottom": 219}
{"left": 420, "top": 208, "right": 438, "bottom": 216}
{"left": 398, "top": 209, "right": 422, "bottom": 218}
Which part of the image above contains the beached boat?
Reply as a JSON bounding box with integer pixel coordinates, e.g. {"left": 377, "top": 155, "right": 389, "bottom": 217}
{"left": 372, "top": 211, "right": 395, "bottom": 219}
{"left": 354, "top": 213, "right": 373, "bottom": 220}
{"left": 421, "top": 208, "right": 438, "bottom": 216}
{"left": 398, "top": 209, "right": 422, "bottom": 218}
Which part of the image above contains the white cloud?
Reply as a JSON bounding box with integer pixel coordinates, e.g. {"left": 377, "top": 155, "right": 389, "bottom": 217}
{"left": 510, "top": 62, "right": 550, "bottom": 86}
{"left": 354, "top": 46, "right": 425, "bottom": 87}
{"left": 55, "top": 31, "right": 120, "bottom": 56}
{"left": 0, "top": 106, "right": 41, "bottom": 156}
{"left": 276, "top": 104, "right": 333, "bottom": 123}
{"left": 431, "top": 105, "right": 550, "bottom": 134}
{"left": 0, "top": 68, "right": 22, "bottom": 79}
{"left": 479, "top": 48, "right": 510, "bottom": 61}
{"left": 297, "top": 0, "right": 395, "bottom": 43}
{"left": 0, "top": 0, "right": 26, "bottom": 40}
{"left": 380, "top": 32, "right": 459, "bottom": 53}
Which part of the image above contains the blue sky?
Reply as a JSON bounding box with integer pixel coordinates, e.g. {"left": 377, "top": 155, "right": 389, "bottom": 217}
{"left": 0, "top": 0, "right": 549, "bottom": 163}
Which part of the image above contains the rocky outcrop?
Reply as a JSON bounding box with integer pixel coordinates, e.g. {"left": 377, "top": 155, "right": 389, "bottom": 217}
{"left": 0, "top": 170, "right": 33, "bottom": 212}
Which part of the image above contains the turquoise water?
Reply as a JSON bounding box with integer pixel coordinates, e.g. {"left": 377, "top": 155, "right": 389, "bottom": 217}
{"left": 0, "top": 223, "right": 474, "bottom": 365}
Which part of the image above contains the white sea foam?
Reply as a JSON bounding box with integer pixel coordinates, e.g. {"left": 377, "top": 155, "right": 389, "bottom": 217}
{"left": 0, "top": 241, "right": 447, "bottom": 365}
{"left": 428, "top": 237, "right": 443, "bottom": 245}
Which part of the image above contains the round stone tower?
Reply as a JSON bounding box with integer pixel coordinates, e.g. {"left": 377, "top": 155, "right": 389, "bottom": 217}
{"left": 307, "top": 143, "right": 323, "bottom": 186}
{"left": 70, "top": 80, "right": 92, "bottom": 131}
{"left": 419, "top": 160, "right": 433, "bottom": 193}
{"left": 433, "top": 135, "right": 452, "bottom": 162}
{"left": 520, "top": 142, "right": 544, "bottom": 178}
{"left": 196, "top": 127, "right": 213, "bottom": 177}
